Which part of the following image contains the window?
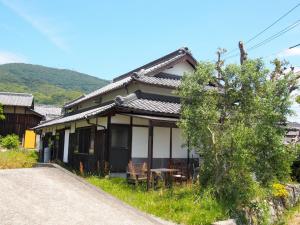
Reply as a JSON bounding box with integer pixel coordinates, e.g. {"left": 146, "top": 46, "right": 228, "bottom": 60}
{"left": 73, "top": 127, "right": 94, "bottom": 154}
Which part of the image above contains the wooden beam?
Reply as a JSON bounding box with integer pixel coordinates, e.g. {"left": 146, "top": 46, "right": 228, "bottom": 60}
{"left": 128, "top": 117, "right": 133, "bottom": 161}
{"left": 105, "top": 115, "right": 111, "bottom": 163}
{"left": 147, "top": 125, "right": 153, "bottom": 191}
{"left": 169, "top": 127, "right": 172, "bottom": 166}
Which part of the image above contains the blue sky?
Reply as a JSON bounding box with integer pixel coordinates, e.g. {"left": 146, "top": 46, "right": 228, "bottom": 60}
{"left": 0, "top": 0, "right": 300, "bottom": 119}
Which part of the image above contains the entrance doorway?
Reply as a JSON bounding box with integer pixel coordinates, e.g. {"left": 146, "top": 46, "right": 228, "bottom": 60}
{"left": 109, "top": 125, "right": 130, "bottom": 172}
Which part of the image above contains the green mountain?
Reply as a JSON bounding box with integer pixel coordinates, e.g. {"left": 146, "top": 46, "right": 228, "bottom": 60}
{"left": 0, "top": 63, "right": 109, "bottom": 106}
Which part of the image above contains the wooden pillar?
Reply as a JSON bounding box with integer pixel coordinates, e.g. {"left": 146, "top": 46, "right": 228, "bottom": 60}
{"left": 169, "top": 127, "right": 172, "bottom": 167}
{"left": 147, "top": 124, "right": 153, "bottom": 191}
{"left": 128, "top": 117, "right": 133, "bottom": 161}
{"left": 105, "top": 115, "right": 111, "bottom": 163}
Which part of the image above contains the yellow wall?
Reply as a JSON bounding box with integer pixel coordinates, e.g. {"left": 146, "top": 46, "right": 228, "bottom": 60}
{"left": 24, "top": 130, "right": 36, "bottom": 149}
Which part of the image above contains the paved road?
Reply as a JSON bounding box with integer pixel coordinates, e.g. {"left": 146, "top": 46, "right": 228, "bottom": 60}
{"left": 0, "top": 165, "right": 174, "bottom": 225}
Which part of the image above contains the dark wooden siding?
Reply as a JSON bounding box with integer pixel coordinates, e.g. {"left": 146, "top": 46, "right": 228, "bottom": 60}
{"left": 0, "top": 113, "right": 42, "bottom": 139}
{"left": 68, "top": 127, "right": 106, "bottom": 173}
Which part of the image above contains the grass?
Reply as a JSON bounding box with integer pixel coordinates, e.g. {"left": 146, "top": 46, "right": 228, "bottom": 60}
{"left": 86, "top": 176, "right": 229, "bottom": 225}
{"left": 0, "top": 149, "right": 38, "bottom": 169}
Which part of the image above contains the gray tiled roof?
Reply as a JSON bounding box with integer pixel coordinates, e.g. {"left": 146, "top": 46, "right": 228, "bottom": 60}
{"left": 134, "top": 74, "right": 181, "bottom": 88}
{"left": 64, "top": 74, "right": 183, "bottom": 109}
{"left": 64, "top": 76, "right": 132, "bottom": 108}
{"left": 287, "top": 121, "right": 300, "bottom": 130}
{"left": 115, "top": 91, "right": 180, "bottom": 116}
{"left": 34, "top": 102, "right": 115, "bottom": 129}
{"left": 0, "top": 92, "right": 33, "bottom": 107}
{"left": 34, "top": 104, "right": 62, "bottom": 121}
{"left": 113, "top": 47, "right": 196, "bottom": 82}
{"left": 121, "top": 98, "right": 180, "bottom": 115}
{"left": 35, "top": 91, "right": 180, "bottom": 129}
{"left": 64, "top": 47, "right": 197, "bottom": 109}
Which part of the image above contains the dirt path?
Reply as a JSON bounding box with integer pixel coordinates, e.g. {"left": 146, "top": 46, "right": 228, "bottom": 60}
{"left": 287, "top": 213, "right": 300, "bottom": 225}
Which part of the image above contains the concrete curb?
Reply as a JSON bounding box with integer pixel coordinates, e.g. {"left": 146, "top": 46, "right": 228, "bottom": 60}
{"left": 37, "top": 163, "right": 176, "bottom": 225}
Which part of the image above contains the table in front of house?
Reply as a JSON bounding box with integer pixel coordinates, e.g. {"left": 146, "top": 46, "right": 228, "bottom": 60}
{"left": 150, "top": 168, "right": 179, "bottom": 188}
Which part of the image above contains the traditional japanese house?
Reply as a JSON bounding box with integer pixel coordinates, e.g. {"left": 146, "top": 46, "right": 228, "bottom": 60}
{"left": 285, "top": 122, "right": 300, "bottom": 144}
{"left": 34, "top": 47, "right": 200, "bottom": 173}
{"left": 0, "top": 92, "right": 43, "bottom": 143}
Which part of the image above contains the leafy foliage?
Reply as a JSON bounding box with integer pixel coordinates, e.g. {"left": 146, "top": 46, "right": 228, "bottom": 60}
{"left": 0, "top": 134, "right": 20, "bottom": 150}
{"left": 178, "top": 58, "right": 299, "bottom": 210}
{"left": 0, "top": 103, "right": 4, "bottom": 121}
{"left": 0, "top": 63, "right": 109, "bottom": 106}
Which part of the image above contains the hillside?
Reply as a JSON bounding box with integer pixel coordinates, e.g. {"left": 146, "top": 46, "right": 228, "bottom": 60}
{"left": 0, "top": 63, "right": 109, "bottom": 106}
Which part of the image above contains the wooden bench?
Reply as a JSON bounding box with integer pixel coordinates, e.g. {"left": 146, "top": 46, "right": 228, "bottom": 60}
{"left": 126, "top": 161, "right": 148, "bottom": 185}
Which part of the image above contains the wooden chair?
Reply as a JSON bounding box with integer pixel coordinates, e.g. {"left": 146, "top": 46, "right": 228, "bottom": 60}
{"left": 170, "top": 161, "right": 188, "bottom": 184}
{"left": 126, "top": 161, "right": 148, "bottom": 185}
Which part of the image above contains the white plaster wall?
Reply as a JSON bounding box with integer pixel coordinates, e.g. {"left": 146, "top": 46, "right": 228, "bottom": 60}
{"left": 3, "top": 106, "right": 14, "bottom": 113}
{"left": 3, "top": 106, "right": 27, "bottom": 114}
{"left": 163, "top": 61, "right": 194, "bottom": 76}
{"left": 137, "top": 84, "right": 176, "bottom": 96}
{"left": 111, "top": 114, "right": 130, "bottom": 124}
{"left": 75, "top": 120, "right": 90, "bottom": 128}
{"left": 36, "top": 134, "right": 41, "bottom": 151}
{"left": 97, "top": 116, "right": 108, "bottom": 130}
{"left": 132, "top": 127, "right": 148, "bottom": 158}
{"left": 15, "top": 107, "right": 25, "bottom": 114}
{"left": 132, "top": 117, "right": 149, "bottom": 126}
{"left": 153, "top": 127, "right": 170, "bottom": 158}
{"left": 70, "top": 122, "right": 76, "bottom": 133}
{"left": 190, "top": 149, "right": 199, "bottom": 159}
{"left": 172, "top": 128, "right": 188, "bottom": 158}
{"left": 63, "top": 129, "right": 70, "bottom": 163}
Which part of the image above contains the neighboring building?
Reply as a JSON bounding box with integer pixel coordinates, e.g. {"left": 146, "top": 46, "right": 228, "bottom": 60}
{"left": 35, "top": 47, "right": 200, "bottom": 173}
{"left": 0, "top": 92, "right": 62, "bottom": 148}
{"left": 34, "top": 104, "right": 62, "bottom": 122}
{"left": 285, "top": 122, "right": 300, "bottom": 144}
{"left": 0, "top": 92, "right": 43, "bottom": 141}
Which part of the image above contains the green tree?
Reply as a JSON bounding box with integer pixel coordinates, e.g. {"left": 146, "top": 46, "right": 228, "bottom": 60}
{"left": 179, "top": 58, "right": 299, "bottom": 208}
{"left": 0, "top": 103, "right": 4, "bottom": 120}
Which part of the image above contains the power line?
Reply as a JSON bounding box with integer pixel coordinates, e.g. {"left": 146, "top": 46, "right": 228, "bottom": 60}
{"left": 290, "top": 43, "right": 300, "bottom": 49}
{"left": 224, "top": 2, "right": 300, "bottom": 56}
{"left": 224, "top": 20, "right": 300, "bottom": 60}
{"left": 247, "top": 20, "right": 300, "bottom": 51}
{"left": 245, "top": 3, "right": 300, "bottom": 44}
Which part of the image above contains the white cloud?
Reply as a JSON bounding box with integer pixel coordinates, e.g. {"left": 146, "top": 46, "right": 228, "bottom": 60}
{"left": 0, "top": 51, "right": 26, "bottom": 64}
{"left": 0, "top": 0, "right": 68, "bottom": 52}
{"left": 278, "top": 47, "right": 300, "bottom": 57}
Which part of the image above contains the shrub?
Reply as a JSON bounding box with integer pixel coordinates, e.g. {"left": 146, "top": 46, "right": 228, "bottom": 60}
{"left": 0, "top": 149, "right": 38, "bottom": 169}
{"left": 0, "top": 134, "right": 20, "bottom": 149}
{"left": 272, "top": 183, "right": 288, "bottom": 199}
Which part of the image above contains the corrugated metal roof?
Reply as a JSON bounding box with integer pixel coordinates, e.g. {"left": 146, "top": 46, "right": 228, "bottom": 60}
{"left": 0, "top": 92, "right": 33, "bottom": 107}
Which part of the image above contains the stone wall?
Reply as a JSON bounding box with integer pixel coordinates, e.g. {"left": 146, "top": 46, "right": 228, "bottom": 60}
{"left": 212, "top": 183, "right": 300, "bottom": 225}
{"left": 268, "top": 183, "right": 300, "bottom": 223}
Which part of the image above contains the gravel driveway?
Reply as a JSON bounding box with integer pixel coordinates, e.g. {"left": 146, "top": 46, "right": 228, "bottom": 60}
{"left": 0, "top": 165, "right": 174, "bottom": 225}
